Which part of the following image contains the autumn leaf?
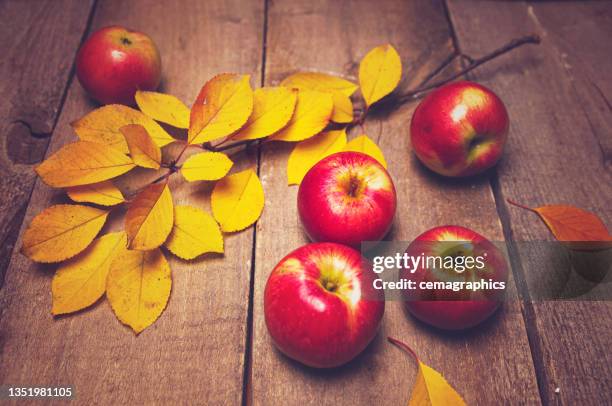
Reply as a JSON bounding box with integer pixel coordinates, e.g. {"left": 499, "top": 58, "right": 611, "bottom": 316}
{"left": 165, "top": 206, "right": 223, "bottom": 260}
{"left": 270, "top": 89, "right": 333, "bottom": 142}
{"left": 67, "top": 180, "right": 125, "bottom": 206}
{"left": 22, "top": 204, "right": 108, "bottom": 263}
{"left": 180, "top": 152, "right": 233, "bottom": 182}
{"left": 359, "top": 44, "right": 402, "bottom": 107}
{"left": 281, "top": 72, "right": 357, "bottom": 123}
{"left": 107, "top": 248, "right": 172, "bottom": 334}
{"left": 211, "top": 168, "right": 264, "bottom": 232}
{"left": 231, "top": 87, "right": 297, "bottom": 141}
{"left": 52, "top": 232, "right": 127, "bottom": 315}
{"left": 508, "top": 200, "right": 612, "bottom": 251}
{"left": 287, "top": 129, "right": 347, "bottom": 185}
{"left": 120, "top": 124, "right": 161, "bottom": 169}
{"left": 344, "top": 134, "right": 388, "bottom": 168}
{"left": 71, "top": 104, "right": 174, "bottom": 153}
{"left": 189, "top": 73, "right": 253, "bottom": 144}
{"left": 135, "top": 90, "right": 190, "bottom": 128}
{"left": 125, "top": 183, "right": 174, "bottom": 250}
{"left": 388, "top": 337, "right": 466, "bottom": 406}
{"left": 36, "top": 141, "right": 135, "bottom": 188}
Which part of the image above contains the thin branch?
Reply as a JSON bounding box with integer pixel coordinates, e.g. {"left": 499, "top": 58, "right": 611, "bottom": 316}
{"left": 397, "top": 34, "right": 541, "bottom": 104}
{"left": 204, "top": 138, "right": 259, "bottom": 153}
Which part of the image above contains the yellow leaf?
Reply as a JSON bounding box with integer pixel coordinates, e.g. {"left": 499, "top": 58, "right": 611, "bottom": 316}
{"left": 135, "top": 90, "right": 190, "bottom": 128}
{"left": 270, "top": 89, "right": 333, "bottom": 142}
{"left": 231, "top": 87, "right": 297, "bottom": 141}
{"left": 71, "top": 104, "right": 175, "bottom": 152}
{"left": 211, "top": 169, "right": 264, "bottom": 232}
{"left": 120, "top": 124, "right": 161, "bottom": 169}
{"left": 35, "top": 141, "right": 135, "bottom": 188}
{"left": 180, "top": 152, "right": 233, "bottom": 182}
{"left": 67, "top": 180, "right": 125, "bottom": 206}
{"left": 281, "top": 73, "right": 356, "bottom": 124}
{"left": 344, "top": 134, "right": 388, "bottom": 168}
{"left": 165, "top": 206, "right": 223, "bottom": 259}
{"left": 107, "top": 248, "right": 172, "bottom": 334}
{"left": 359, "top": 44, "right": 402, "bottom": 106}
{"left": 329, "top": 91, "right": 353, "bottom": 123}
{"left": 287, "top": 129, "right": 347, "bottom": 185}
{"left": 52, "top": 232, "right": 127, "bottom": 315}
{"left": 189, "top": 73, "right": 253, "bottom": 144}
{"left": 409, "top": 362, "right": 466, "bottom": 406}
{"left": 21, "top": 204, "right": 108, "bottom": 263}
{"left": 280, "top": 72, "right": 358, "bottom": 96}
{"left": 389, "top": 337, "right": 466, "bottom": 406}
{"left": 125, "top": 183, "right": 173, "bottom": 250}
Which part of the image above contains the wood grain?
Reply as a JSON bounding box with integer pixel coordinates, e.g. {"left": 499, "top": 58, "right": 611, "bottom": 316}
{"left": 0, "top": 0, "right": 263, "bottom": 404}
{"left": 0, "top": 0, "right": 95, "bottom": 285}
{"left": 447, "top": 1, "right": 612, "bottom": 404}
{"left": 250, "top": 0, "right": 540, "bottom": 404}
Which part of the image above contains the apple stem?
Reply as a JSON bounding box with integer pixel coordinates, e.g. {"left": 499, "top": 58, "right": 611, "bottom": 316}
{"left": 387, "top": 336, "right": 419, "bottom": 363}
{"left": 506, "top": 198, "right": 537, "bottom": 213}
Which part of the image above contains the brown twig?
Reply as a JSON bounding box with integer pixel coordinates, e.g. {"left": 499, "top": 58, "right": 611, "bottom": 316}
{"left": 396, "top": 34, "right": 541, "bottom": 104}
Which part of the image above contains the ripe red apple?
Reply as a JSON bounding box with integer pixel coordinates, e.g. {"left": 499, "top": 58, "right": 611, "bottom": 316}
{"left": 264, "top": 242, "right": 384, "bottom": 368}
{"left": 410, "top": 81, "right": 509, "bottom": 177}
{"left": 401, "top": 225, "right": 508, "bottom": 330}
{"left": 298, "top": 152, "right": 397, "bottom": 248}
{"left": 76, "top": 26, "right": 161, "bottom": 105}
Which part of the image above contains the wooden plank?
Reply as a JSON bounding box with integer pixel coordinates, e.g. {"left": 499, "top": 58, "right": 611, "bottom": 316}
{"left": 0, "top": 0, "right": 263, "bottom": 404}
{"left": 251, "top": 1, "right": 540, "bottom": 404}
{"left": 447, "top": 1, "right": 612, "bottom": 404}
{"left": 0, "top": 0, "right": 95, "bottom": 285}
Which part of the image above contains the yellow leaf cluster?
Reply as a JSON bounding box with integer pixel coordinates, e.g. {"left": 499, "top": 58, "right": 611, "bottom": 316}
{"left": 36, "top": 141, "right": 135, "bottom": 188}
{"left": 22, "top": 204, "right": 108, "bottom": 263}
{"left": 231, "top": 87, "right": 297, "bottom": 141}
{"left": 71, "top": 104, "right": 174, "bottom": 152}
{"left": 52, "top": 232, "right": 127, "bottom": 315}
{"left": 107, "top": 248, "right": 172, "bottom": 334}
{"left": 287, "top": 130, "right": 347, "bottom": 185}
{"left": 181, "top": 152, "right": 233, "bottom": 182}
{"left": 125, "top": 183, "right": 174, "bottom": 250}
{"left": 189, "top": 73, "right": 254, "bottom": 144}
{"left": 281, "top": 72, "right": 358, "bottom": 123}
{"left": 271, "top": 89, "right": 333, "bottom": 142}
{"left": 135, "top": 90, "right": 190, "bottom": 128}
{"left": 212, "top": 169, "right": 264, "bottom": 232}
{"left": 359, "top": 44, "right": 402, "bottom": 106}
{"left": 165, "top": 206, "right": 223, "bottom": 259}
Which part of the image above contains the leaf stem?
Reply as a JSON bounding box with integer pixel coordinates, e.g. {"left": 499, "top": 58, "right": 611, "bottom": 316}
{"left": 506, "top": 198, "right": 537, "bottom": 213}
{"left": 387, "top": 336, "right": 420, "bottom": 363}
{"left": 204, "top": 138, "right": 259, "bottom": 153}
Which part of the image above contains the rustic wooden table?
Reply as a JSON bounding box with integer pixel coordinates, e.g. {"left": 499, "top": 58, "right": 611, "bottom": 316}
{"left": 0, "top": 0, "right": 610, "bottom": 405}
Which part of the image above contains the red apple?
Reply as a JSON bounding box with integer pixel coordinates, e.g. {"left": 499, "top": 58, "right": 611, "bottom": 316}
{"left": 76, "top": 26, "right": 161, "bottom": 105}
{"left": 401, "top": 225, "right": 508, "bottom": 330}
{"left": 298, "top": 152, "right": 397, "bottom": 248}
{"left": 410, "top": 81, "right": 509, "bottom": 177}
{"left": 264, "top": 242, "right": 384, "bottom": 368}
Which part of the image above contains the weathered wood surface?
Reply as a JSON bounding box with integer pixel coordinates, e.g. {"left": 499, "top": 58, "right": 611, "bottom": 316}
{"left": 447, "top": 1, "right": 612, "bottom": 404}
{"left": 1, "top": 0, "right": 611, "bottom": 404}
{"left": 0, "top": 0, "right": 262, "bottom": 404}
{"left": 251, "top": 1, "right": 539, "bottom": 405}
{"left": 0, "top": 0, "right": 95, "bottom": 285}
